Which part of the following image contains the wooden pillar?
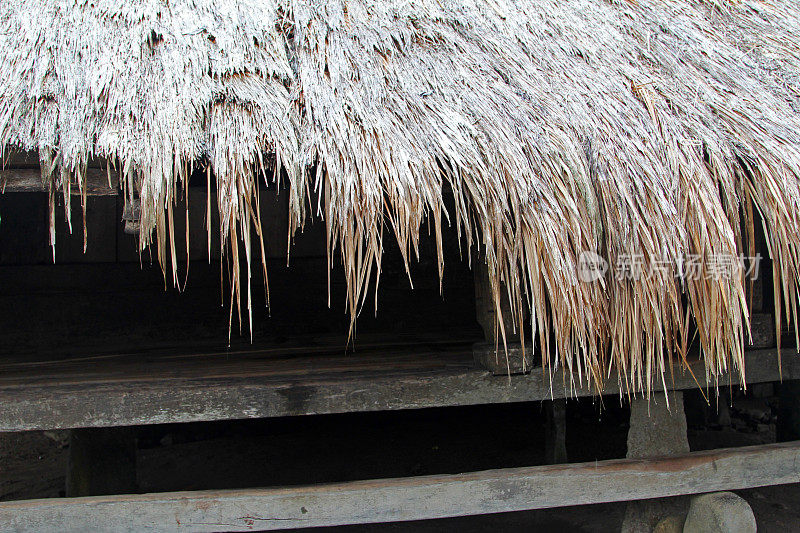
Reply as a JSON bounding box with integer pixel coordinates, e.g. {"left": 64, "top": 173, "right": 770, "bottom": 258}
{"left": 715, "top": 390, "right": 732, "bottom": 428}
{"left": 66, "top": 427, "right": 138, "bottom": 497}
{"left": 544, "top": 399, "right": 568, "bottom": 464}
{"left": 472, "top": 259, "right": 532, "bottom": 374}
{"left": 778, "top": 381, "right": 800, "bottom": 441}
{"left": 621, "top": 392, "right": 690, "bottom": 532}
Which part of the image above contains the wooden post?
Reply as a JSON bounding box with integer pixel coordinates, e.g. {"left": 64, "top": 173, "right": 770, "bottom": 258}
{"left": 621, "top": 392, "right": 690, "bottom": 532}
{"left": 778, "top": 381, "right": 800, "bottom": 441}
{"left": 472, "top": 259, "right": 532, "bottom": 374}
{"left": 544, "top": 399, "right": 568, "bottom": 464}
{"left": 66, "top": 427, "right": 138, "bottom": 497}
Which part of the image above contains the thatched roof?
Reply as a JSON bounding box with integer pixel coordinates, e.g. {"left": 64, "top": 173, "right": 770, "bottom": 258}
{"left": 2, "top": 0, "right": 800, "bottom": 394}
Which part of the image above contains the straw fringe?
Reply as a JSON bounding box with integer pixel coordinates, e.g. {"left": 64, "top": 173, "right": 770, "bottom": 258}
{"left": 1, "top": 0, "right": 799, "bottom": 395}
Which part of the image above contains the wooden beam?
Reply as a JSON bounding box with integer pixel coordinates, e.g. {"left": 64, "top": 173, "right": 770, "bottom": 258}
{"left": 0, "top": 348, "right": 795, "bottom": 432}
{"left": 1, "top": 441, "right": 798, "bottom": 532}
{"left": 1, "top": 168, "right": 118, "bottom": 195}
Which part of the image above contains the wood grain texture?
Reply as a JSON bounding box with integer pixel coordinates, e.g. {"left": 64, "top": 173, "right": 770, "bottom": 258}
{"left": 1, "top": 168, "right": 118, "bottom": 195}
{"left": 0, "top": 441, "right": 798, "bottom": 532}
{"left": 0, "top": 348, "right": 794, "bottom": 431}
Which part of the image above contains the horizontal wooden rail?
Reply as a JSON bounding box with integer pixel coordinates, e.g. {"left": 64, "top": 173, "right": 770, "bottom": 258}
{"left": 0, "top": 348, "right": 795, "bottom": 432}
{"left": 1, "top": 168, "right": 117, "bottom": 195}
{"left": 1, "top": 441, "right": 798, "bottom": 532}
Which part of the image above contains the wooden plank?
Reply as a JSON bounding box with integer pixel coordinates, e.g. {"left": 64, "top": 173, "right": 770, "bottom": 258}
{"left": 1, "top": 441, "right": 798, "bottom": 532}
{"left": 0, "top": 348, "right": 795, "bottom": 432}
{"left": 4, "top": 151, "right": 39, "bottom": 168}
{"left": 1, "top": 168, "right": 117, "bottom": 195}
{"left": 2, "top": 152, "right": 108, "bottom": 170}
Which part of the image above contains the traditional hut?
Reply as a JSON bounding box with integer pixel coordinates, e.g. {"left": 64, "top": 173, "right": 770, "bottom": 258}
{"left": 1, "top": 0, "right": 799, "bottom": 397}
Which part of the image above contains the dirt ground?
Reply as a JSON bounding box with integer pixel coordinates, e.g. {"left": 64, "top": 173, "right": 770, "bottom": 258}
{"left": 1, "top": 390, "right": 799, "bottom": 532}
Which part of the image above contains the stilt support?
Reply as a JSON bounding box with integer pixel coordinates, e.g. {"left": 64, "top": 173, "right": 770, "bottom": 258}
{"left": 544, "top": 399, "right": 568, "bottom": 464}
{"left": 66, "top": 427, "right": 137, "bottom": 497}
{"left": 621, "top": 392, "right": 689, "bottom": 532}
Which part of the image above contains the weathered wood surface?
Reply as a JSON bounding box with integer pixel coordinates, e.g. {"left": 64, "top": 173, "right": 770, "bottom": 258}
{"left": 0, "top": 348, "right": 795, "bottom": 432}
{"left": 622, "top": 392, "right": 690, "bottom": 531}
{"left": 472, "top": 342, "right": 532, "bottom": 375}
{"left": 2, "top": 152, "right": 108, "bottom": 170}
{"left": 472, "top": 259, "right": 520, "bottom": 344}
{"left": 1, "top": 441, "right": 798, "bottom": 532}
{"left": 1, "top": 168, "right": 118, "bottom": 195}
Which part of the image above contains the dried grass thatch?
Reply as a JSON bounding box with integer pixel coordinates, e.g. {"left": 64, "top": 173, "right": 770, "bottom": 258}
{"left": 1, "top": 0, "right": 799, "bottom": 395}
